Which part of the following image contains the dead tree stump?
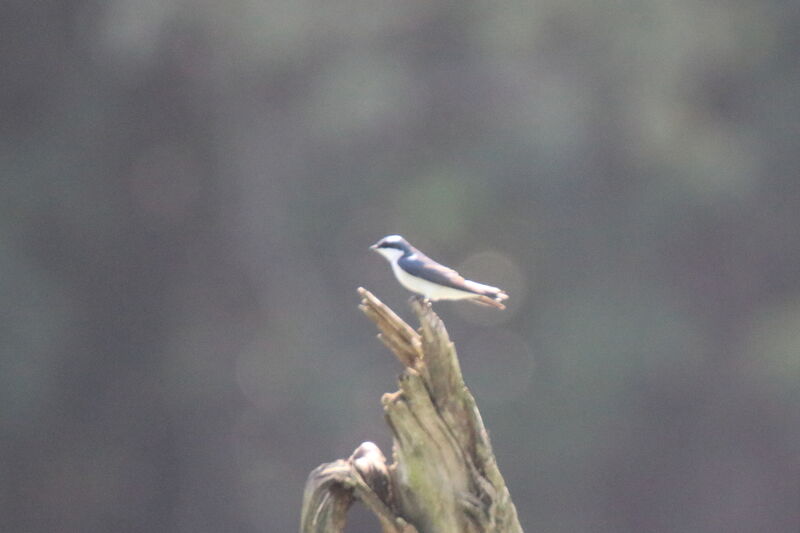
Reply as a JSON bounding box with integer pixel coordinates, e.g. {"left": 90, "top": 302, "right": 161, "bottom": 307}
{"left": 299, "top": 288, "right": 523, "bottom": 533}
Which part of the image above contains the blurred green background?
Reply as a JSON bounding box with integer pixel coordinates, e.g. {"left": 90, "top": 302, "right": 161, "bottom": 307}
{"left": 3, "top": 1, "right": 799, "bottom": 532}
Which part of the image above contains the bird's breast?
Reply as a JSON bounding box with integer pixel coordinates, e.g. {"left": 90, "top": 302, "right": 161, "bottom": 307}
{"left": 390, "top": 261, "right": 477, "bottom": 301}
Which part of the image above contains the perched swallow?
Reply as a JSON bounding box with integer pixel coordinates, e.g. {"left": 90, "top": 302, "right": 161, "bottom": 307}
{"left": 370, "top": 235, "right": 509, "bottom": 309}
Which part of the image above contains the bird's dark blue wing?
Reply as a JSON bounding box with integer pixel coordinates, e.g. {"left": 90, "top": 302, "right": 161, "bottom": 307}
{"left": 398, "top": 254, "right": 484, "bottom": 294}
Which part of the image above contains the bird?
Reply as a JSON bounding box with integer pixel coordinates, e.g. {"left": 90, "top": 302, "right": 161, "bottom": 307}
{"left": 370, "top": 235, "right": 509, "bottom": 309}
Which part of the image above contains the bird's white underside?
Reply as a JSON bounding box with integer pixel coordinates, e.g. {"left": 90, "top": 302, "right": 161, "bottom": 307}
{"left": 375, "top": 247, "right": 494, "bottom": 301}
{"left": 390, "top": 261, "right": 479, "bottom": 300}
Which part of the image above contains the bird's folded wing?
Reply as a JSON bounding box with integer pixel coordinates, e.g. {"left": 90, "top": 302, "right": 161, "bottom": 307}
{"left": 398, "top": 254, "right": 496, "bottom": 296}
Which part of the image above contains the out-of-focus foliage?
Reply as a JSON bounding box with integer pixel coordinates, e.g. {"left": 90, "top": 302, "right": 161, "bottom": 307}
{"left": 2, "top": 1, "right": 799, "bottom": 532}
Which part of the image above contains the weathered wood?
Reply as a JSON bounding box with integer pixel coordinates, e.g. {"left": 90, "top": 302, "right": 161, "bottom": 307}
{"left": 300, "top": 288, "right": 523, "bottom": 533}
{"left": 299, "top": 442, "right": 417, "bottom": 533}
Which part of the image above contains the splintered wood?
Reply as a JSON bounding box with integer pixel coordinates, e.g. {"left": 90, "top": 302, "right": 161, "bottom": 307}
{"left": 299, "top": 289, "right": 523, "bottom": 533}
{"left": 357, "top": 287, "right": 422, "bottom": 367}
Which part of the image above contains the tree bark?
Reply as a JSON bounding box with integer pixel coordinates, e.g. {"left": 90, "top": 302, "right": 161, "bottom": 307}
{"left": 299, "top": 288, "right": 523, "bottom": 533}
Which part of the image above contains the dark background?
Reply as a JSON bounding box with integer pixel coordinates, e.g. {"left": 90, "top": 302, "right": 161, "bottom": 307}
{"left": 3, "top": 1, "right": 799, "bottom": 532}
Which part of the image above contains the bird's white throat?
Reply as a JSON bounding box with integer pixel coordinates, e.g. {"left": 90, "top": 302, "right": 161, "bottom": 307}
{"left": 374, "top": 247, "right": 404, "bottom": 262}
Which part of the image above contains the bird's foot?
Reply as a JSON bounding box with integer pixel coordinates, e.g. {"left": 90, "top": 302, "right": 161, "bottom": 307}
{"left": 409, "top": 294, "right": 431, "bottom": 307}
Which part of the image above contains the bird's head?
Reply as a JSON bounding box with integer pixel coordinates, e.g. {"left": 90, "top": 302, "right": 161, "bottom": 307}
{"left": 370, "top": 235, "right": 411, "bottom": 262}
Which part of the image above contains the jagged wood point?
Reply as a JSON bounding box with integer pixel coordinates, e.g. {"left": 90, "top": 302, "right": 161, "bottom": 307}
{"left": 299, "top": 288, "right": 523, "bottom": 533}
